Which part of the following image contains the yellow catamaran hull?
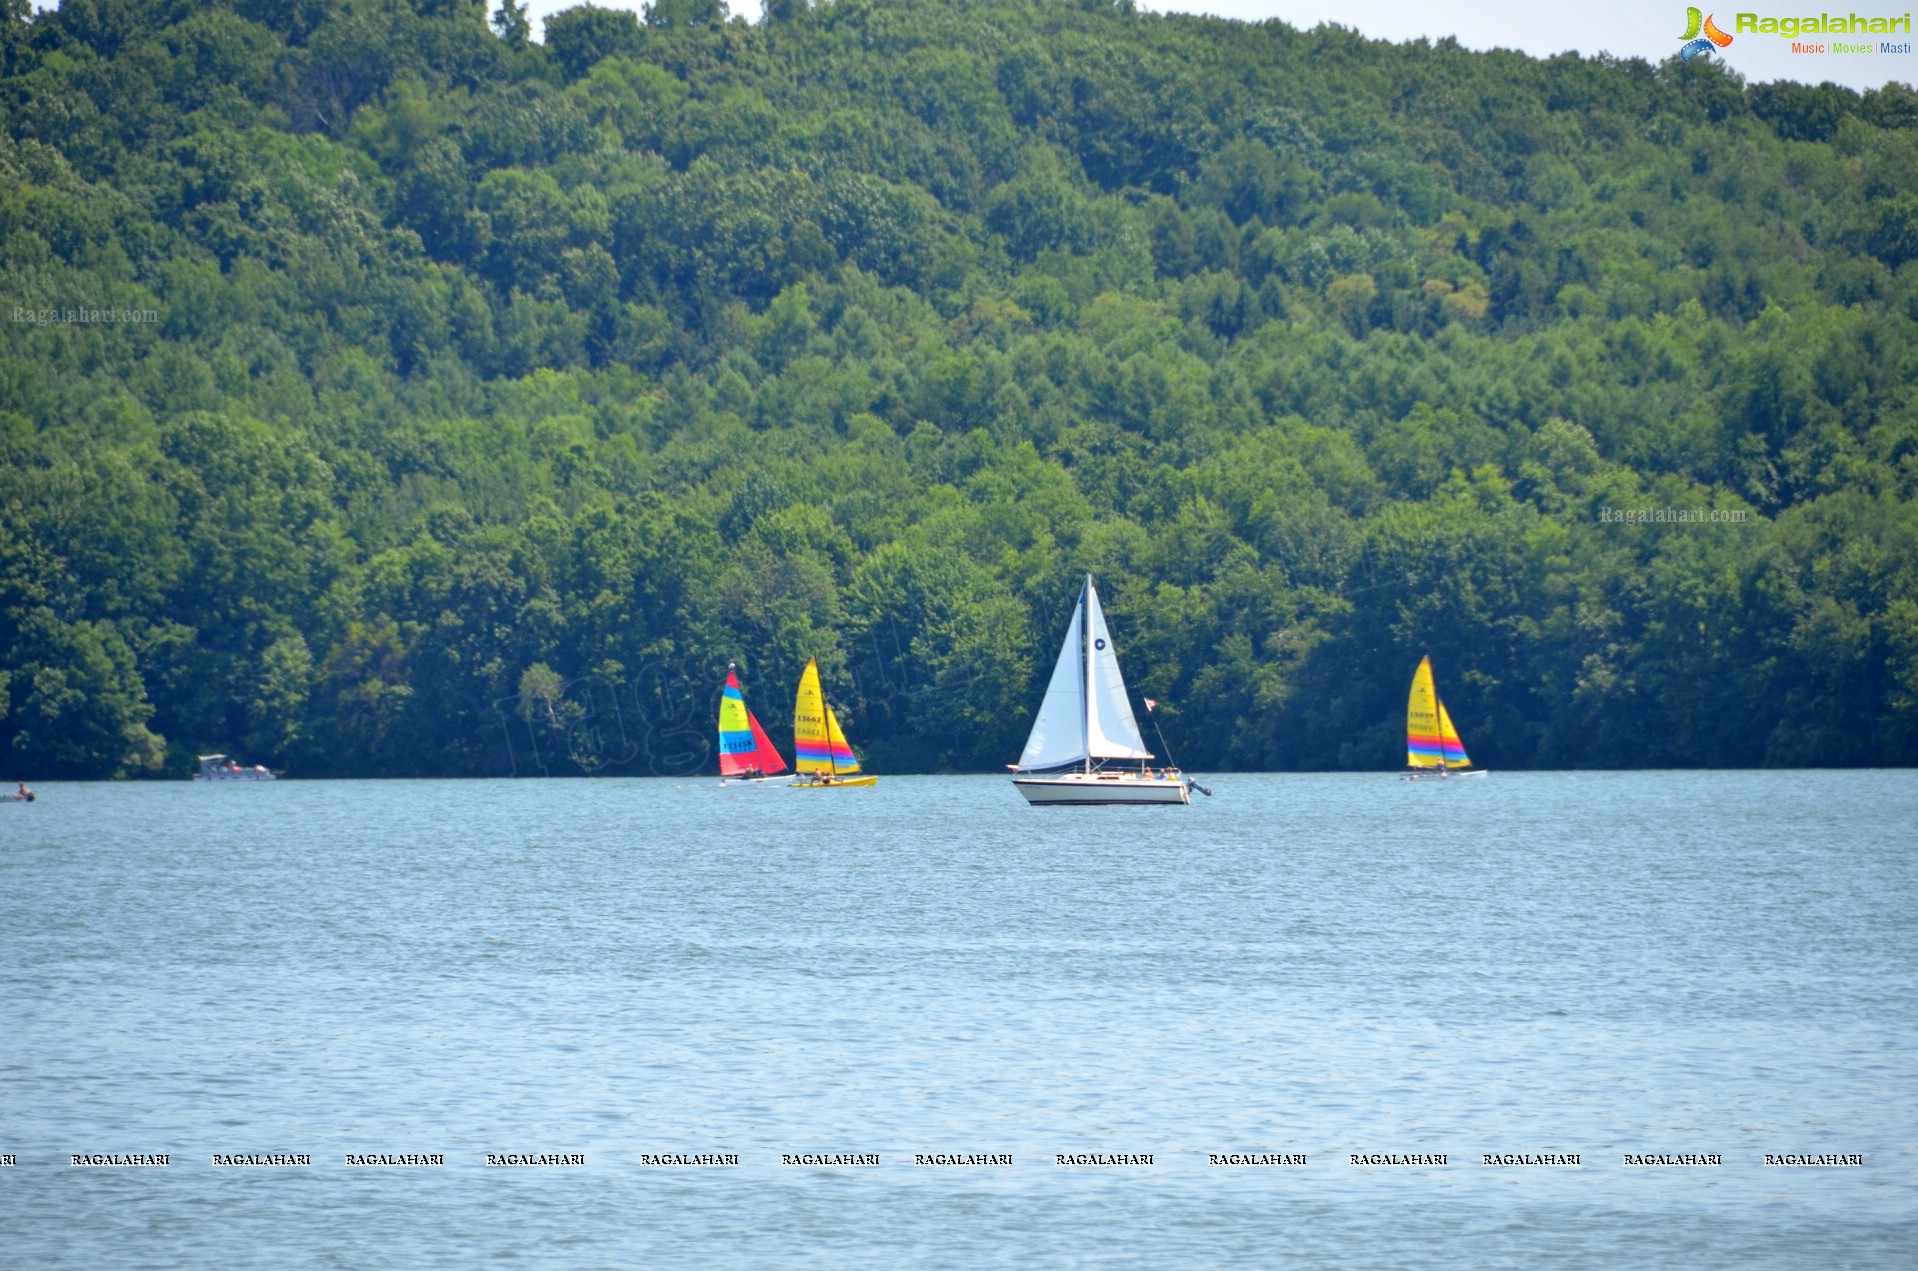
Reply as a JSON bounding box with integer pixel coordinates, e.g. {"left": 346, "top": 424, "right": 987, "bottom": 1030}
{"left": 791, "top": 774, "right": 878, "bottom": 789}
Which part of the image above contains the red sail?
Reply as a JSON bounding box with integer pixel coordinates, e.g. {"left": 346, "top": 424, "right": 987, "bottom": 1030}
{"left": 745, "top": 709, "right": 787, "bottom": 775}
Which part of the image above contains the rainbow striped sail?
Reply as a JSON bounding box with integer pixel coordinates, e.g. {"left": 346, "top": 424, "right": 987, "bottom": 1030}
{"left": 793, "top": 659, "right": 872, "bottom": 785}
{"left": 1407, "top": 655, "right": 1472, "bottom": 771}
{"left": 1437, "top": 701, "right": 1470, "bottom": 768}
{"left": 717, "top": 664, "right": 787, "bottom": 779}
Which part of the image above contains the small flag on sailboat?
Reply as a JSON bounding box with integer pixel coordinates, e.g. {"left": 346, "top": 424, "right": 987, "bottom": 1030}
{"left": 1144, "top": 698, "right": 1157, "bottom": 711}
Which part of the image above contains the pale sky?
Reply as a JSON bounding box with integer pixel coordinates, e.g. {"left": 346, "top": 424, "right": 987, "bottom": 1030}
{"left": 525, "top": 0, "right": 1916, "bottom": 92}
{"left": 18, "top": 0, "right": 1912, "bottom": 92}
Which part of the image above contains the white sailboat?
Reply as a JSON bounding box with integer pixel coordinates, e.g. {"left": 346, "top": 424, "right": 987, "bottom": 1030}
{"left": 1010, "top": 575, "right": 1192, "bottom": 806}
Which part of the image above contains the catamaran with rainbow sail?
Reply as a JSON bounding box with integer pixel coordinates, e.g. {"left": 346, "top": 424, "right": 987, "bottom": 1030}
{"left": 1009, "top": 574, "right": 1192, "bottom": 806}
{"left": 792, "top": 658, "right": 876, "bottom": 788}
{"left": 1404, "top": 654, "right": 1485, "bottom": 779}
{"left": 717, "top": 663, "right": 791, "bottom": 786}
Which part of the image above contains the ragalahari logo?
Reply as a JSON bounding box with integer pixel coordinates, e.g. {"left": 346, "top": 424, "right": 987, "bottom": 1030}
{"left": 1679, "top": 7, "right": 1736, "bottom": 58}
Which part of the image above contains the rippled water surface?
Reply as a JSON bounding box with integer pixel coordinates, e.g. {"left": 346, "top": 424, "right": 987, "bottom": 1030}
{"left": 2, "top": 771, "right": 1914, "bottom": 1267}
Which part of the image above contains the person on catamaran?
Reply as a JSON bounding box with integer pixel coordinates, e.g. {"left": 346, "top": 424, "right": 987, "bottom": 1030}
{"left": 15, "top": 781, "right": 32, "bottom": 801}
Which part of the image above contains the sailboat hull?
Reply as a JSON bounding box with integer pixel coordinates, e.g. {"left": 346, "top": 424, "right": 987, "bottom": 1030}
{"left": 720, "top": 773, "right": 795, "bottom": 787}
{"left": 1012, "top": 772, "right": 1192, "bottom": 806}
{"left": 792, "top": 774, "right": 878, "bottom": 789}
{"left": 1402, "top": 768, "right": 1488, "bottom": 780}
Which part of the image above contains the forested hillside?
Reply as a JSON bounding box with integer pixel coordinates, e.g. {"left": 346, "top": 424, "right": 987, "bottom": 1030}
{"left": 2, "top": 0, "right": 1915, "bottom": 778}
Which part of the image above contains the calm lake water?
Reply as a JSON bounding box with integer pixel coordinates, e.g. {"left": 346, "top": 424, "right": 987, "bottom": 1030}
{"left": 2, "top": 771, "right": 1913, "bottom": 1267}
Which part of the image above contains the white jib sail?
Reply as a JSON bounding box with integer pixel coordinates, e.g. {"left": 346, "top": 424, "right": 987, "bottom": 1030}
{"left": 1016, "top": 592, "right": 1087, "bottom": 770}
{"left": 1082, "top": 578, "right": 1152, "bottom": 760}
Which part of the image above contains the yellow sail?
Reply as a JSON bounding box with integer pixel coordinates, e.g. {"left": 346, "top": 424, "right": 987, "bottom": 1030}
{"left": 1406, "top": 655, "right": 1445, "bottom": 768}
{"left": 794, "top": 659, "right": 833, "bottom": 774}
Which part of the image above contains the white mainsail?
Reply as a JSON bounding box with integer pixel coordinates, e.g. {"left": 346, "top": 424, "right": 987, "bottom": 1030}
{"left": 1082, "top": 577, "right": 1151, "bottom": 761}
{"left": 1015, "top": 575, "right": 1152, "bottom": 771}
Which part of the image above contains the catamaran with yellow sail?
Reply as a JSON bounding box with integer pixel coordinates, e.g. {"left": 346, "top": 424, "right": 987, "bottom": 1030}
{"left": 792, "top": 659, "right": 876, "bottom": 788}
{"left": 1404, "top": 655, "right": 1485, "bottom": 779}
{"left": 717, "top": 663, "right": 792, "bottom": 786}
{"left": 1009, "top": 575, "right": 1193, "bottom": 806}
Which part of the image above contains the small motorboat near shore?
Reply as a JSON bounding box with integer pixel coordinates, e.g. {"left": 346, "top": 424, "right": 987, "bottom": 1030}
{"left": 193, "top": 754, "right": 280, "bottom": 781}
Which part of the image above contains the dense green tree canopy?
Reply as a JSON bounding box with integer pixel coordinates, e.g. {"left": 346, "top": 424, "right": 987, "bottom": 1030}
{"left": 2, "top": 0, "right": 1915, "bottom": 778}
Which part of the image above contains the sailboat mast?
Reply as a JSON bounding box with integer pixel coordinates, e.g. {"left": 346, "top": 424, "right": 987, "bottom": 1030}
{"left": 825, "top": 685, "right": 836, "bottom": 779}
{"left": 1082, "top": 575, "right": 1093, "bottom": 776}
